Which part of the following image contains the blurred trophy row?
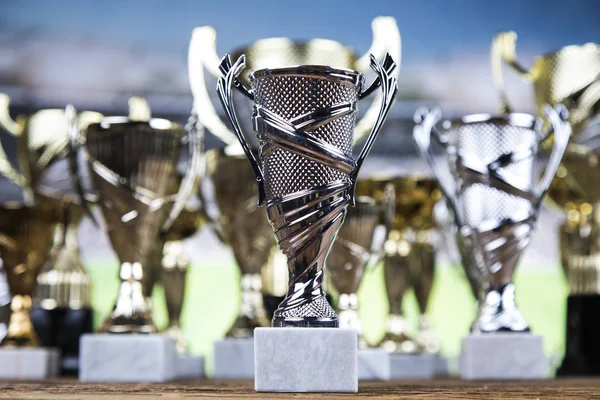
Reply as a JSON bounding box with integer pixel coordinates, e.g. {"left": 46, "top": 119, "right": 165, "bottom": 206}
{"left": 0, "top": 15, "right": 597, "bottom": 384}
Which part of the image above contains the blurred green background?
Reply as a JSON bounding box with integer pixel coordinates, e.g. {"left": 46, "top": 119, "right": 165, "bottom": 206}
{"left": 88, "top": 260, "right": 567, "bottom": 376}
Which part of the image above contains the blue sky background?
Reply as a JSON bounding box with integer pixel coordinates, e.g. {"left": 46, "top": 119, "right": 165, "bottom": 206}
{"left": 2, "top": 0, "right": 599, "bottom": 66}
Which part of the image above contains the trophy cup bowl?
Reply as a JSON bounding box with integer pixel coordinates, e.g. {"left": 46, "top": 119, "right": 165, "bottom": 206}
{"left": 204, "top": 148, "right": 274, "bottom": 337}
{"left": 0, "top": 199, "right": 58, "bottom": 347}
{"left": 75, "top": 114, "right": 197, "bottom": 334}
{"left": 327, "top": 195, "right": 379, "bottom": 346}
{"left": 188, "top": 17, "right": 400, "bottom": 152}
{"left": 414, "top": 106, "right": 571, "bottom": 333}
{"left": 357, "top": 176, "right": 441, "bottom": 353}
{"left": 217, "top": 51, "right": 397, "bottom": 328}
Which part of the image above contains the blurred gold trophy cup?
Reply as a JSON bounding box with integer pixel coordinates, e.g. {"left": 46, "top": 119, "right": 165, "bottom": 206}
{"left": 204, "top": 149, "right": 274, "bottom": 337}
{"left": 492, "top": 32, "right": 600, "bottom": 374}
{"left": 327, "top": 195, "right": 384, "bottom": 348}
{"left": 357, "top": 176, "right": 441, "bottom": 353}
{"left": 69, "top": 99, "right": 201, "bottom": 333}
{"left": 0, "top": 199, "right": 58, "bottom": 347}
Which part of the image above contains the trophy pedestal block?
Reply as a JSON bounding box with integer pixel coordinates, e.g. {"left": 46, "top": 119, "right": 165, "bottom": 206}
{"left": 254, "top": 327, "right": 357, "bottom": 392}
{"left": 176, "top": 355, "right": 204, "bottom": 379}
{"left": 460, "top": 333, "right": 548, "bottom": 380}
{"left": 558, "top": 294, "right": 600, "bottom": 376}
{"left": 389, "top": 353, "right": 440, "bottom": 379}
{"left": 79, "top": 334, "right": 177, "bottom": 382}
{"left": 214, "top": 338, "right": 254, "bottom": 379}
{"left": 358, "top": 348, "right": 390, "bottom": 380}
{"left": 0, "top": 348, "right": 60, "bottom": 379}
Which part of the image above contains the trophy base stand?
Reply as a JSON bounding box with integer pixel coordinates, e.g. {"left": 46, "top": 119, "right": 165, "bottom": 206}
{"left": 254, "top": 327, "right": 357, "bottom": 392}
{"left": 79, "top": 334, "right": 177, "bottom": 382}
{"left": 214, "top": 338, "right": 254, "bottom": 379}
{"left": 558, "top": 294, "right": 600, "bottom": 376}
{"left": 358, "top": 349, "right": 444, "bottom": 380}
{"left": 175, "top": 354, "right": 204, "bottom": 379}
{"left": 0, "top": 347, "right": 60, "bottom": 379}
{"left": 460, "top": 333, "right": 548, "bottom": 380}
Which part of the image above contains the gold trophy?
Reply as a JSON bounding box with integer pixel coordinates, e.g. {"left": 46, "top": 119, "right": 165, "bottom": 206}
{"left": 491, "top": 32, "right": 600, "bottom": 374}
{"left": 69, "top": 99, "right": 201, "bottom": 334}
{"left": 204, "top": 149, "right": 274, "bottom": 337}
{"left": 0, "top": 199, "right": 59, "bottom": 347}
{"left": 357, "top": 175, "right": 441, "bottom": 354}
{"left": 327, "top": 195, "right": 383, "bottom": 348}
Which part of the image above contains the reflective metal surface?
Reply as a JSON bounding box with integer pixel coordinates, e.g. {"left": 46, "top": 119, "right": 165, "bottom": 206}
{"left": 414, "top": 106, "right": 571, "bottom": 333}
{"left": 0, "top": 199, "right": 58, "bottom": 346}
{"left": 189, "top": 17, "right": 400, "bottom": 151}
{"left": 204, "top": 149, "right": 273, "bottom": 337}
{"left": 328, "top": 196, "right": 380, "bottom": 347}
{"left": 218, "top": 53, "right": 397, "bottom": 327}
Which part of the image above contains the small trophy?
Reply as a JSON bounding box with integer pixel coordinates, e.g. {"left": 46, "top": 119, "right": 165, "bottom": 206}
{"left": 0, "top": 95, "right": 102, "bottom": 378}
{"left": 70, "top": 99, "right": 201, "bottom": 382}
{"left": 356, "top": 176, "right": 445, "bottom": 379}
{"left": 217, "top": 50, "right": 397, "bottom": 392}
{"left": 492, "top": 31, "right": 600, "bottom": 375}
{"left": 414, "top": 105, "right": 571, "bottom": 379}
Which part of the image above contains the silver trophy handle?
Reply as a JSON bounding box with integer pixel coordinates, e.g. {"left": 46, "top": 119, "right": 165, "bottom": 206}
{"left": 533, "top": 104, "right": 572, "bottom": 206}
{"left": 66, "top": 104, "right": 99, "bottom": 226}
{"left": 490, "top": 31, "right": 534, "bottom": 114}
{"left": 0, "top": 94, "right": 29, "bottom": 194}
{"left": 189, "top": 26, "right": 242, "bottom": 153}
{"left": 354, "top": 17, "right": 401, "bottom": 144}
{"left": 216, "top": 54, "right": 266, "bottom": 206}
{"left": 162, "top": 113, "right": 204, "bottom": 231}
{"left": 413, "top": 108, "right": 461, "bottom": 225}
{"left": 351, "top": 53, "right": 398, "bottom": 203}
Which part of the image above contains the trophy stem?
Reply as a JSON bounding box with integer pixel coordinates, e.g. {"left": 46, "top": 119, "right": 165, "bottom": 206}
{"left": 100, "top": 262, "right": 156, "bottom": 334}
{"left": 226, "top": 273, "right": 267, "bottom": 337}
{"left": 379, "top": 313, "right": 417, "bottom": 353}
{"left": 1, "top": 295, "right": 39, "bottom": 347}
{"left": 337, "top": 293, "right": 367, "bottom": 348}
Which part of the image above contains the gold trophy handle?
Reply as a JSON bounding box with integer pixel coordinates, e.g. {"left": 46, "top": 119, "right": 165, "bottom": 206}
{"left": 189, "top": 26, "right": 243, "bottom": 154}
{"left": 217, "top": 54, "right": 266, "bottom": 206}
{"left": 163, "top": 113, "right": 204, "bottom": 231}
{"left": 354, "top": 17, "right": 401, "bottom": 144}
{"left": 490, "top": 31, "right": 534, "bottom": 114}
{"left": 0, "top": 94, "right": 28, "bottom": 190}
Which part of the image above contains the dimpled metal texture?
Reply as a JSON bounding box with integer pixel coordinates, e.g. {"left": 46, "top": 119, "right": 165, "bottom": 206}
{"left": 455, "top": 123, "right": 536, "bottom": 228}
{"left": 252, "top": 74, "right": 357, "bottom": 201}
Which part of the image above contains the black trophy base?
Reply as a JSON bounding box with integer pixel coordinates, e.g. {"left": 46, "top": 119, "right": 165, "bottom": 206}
{"left": 30, "top": 307, "right": 94, "bottom": 376}
{"left": 558, "top": 294, "right": 600, "bottom": 376}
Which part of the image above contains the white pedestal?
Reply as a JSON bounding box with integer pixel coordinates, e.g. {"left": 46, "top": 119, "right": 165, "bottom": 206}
{"left": 358, "top": 348, "right": 390, "bottom": 380}
{"left": 389, "top": 353, "right": 438, "bottom": 379}
{"left": 79, "top": 334, "right": 177, "bottom": 382}
{"left": 460, "top": 333, "right": 548, "bottom": 380}
{"left": 176, "top": 355, "right": 204, "bottom": 379}
{"left": 0, "top": 348, "right": 60, "bottom": 379}
{"left": 254, "top": 328, "right": 357, "bottom": 393}
{"left": 214, "top": 338, "right": 254, "bottom": 379}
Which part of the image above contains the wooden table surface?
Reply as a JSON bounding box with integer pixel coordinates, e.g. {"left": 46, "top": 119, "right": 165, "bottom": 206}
{"left": 2, "top": 378, "right": 600, "bottom": 399}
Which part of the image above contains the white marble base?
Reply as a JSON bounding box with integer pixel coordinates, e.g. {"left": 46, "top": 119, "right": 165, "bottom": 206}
{"left": 79, "top": 334, "right": 177, "bottom": 382}
{"left": 389, "top": 353, "right": 439, "bottom": 379}
{"left": 460, "top": 333, "right": 548, "bottom": 380}
{"left": 214, "top": 338, "right": 254, "bottom": 379}
{"left": 358, "top": 348, "right": 390, "bottom": 380}
{"left": 176, "top": 355, "right": 204, "bottom": 379}
{"left": 0, "top": 348, "right": 60, "bottom": 380}
{"left": 254, "top": 328, "right": 357, "bottom": 393}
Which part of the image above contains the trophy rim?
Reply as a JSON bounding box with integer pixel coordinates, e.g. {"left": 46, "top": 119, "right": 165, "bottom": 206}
{"left": 88, "top": 116, "right": 183, "bottom": 133}
{"left": 250, "top": 64, "right": 364, "bottom": 87}
{"left": 232, "top": 37, "right": 356, "bottom": 63}
{"left": 444, "top": 112, "right": 539, "bottom": 130}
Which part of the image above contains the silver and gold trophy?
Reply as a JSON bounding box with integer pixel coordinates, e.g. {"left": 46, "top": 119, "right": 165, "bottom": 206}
{"left": 69, "top": 98, "right": 201, "bottom": 382}
{"left": 217, "top": 49, "right": 396, "bottom": 391}
{"left": 492, "top": 31, "right": 600, "bottom": 375}
{"left": 414, "top": 105, "right": 571, "bottom": 379}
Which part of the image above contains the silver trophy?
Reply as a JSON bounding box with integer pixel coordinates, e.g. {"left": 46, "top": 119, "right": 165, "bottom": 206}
{"left": 414, "top": 106, "right": 571, "bottom": 332}
{"left": 217, "top": 53, "right": 397, "bottom": 327}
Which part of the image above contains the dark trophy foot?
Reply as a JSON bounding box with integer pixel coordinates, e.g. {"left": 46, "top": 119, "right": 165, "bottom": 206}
{"left": 99, "top": 311, "right": 156, "bottom": 334}
{"left": 473, "top": 283, "right": 530, "bottom": 333}
{"left": 272, "top": 296, "right": 339, "bottom": 328}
